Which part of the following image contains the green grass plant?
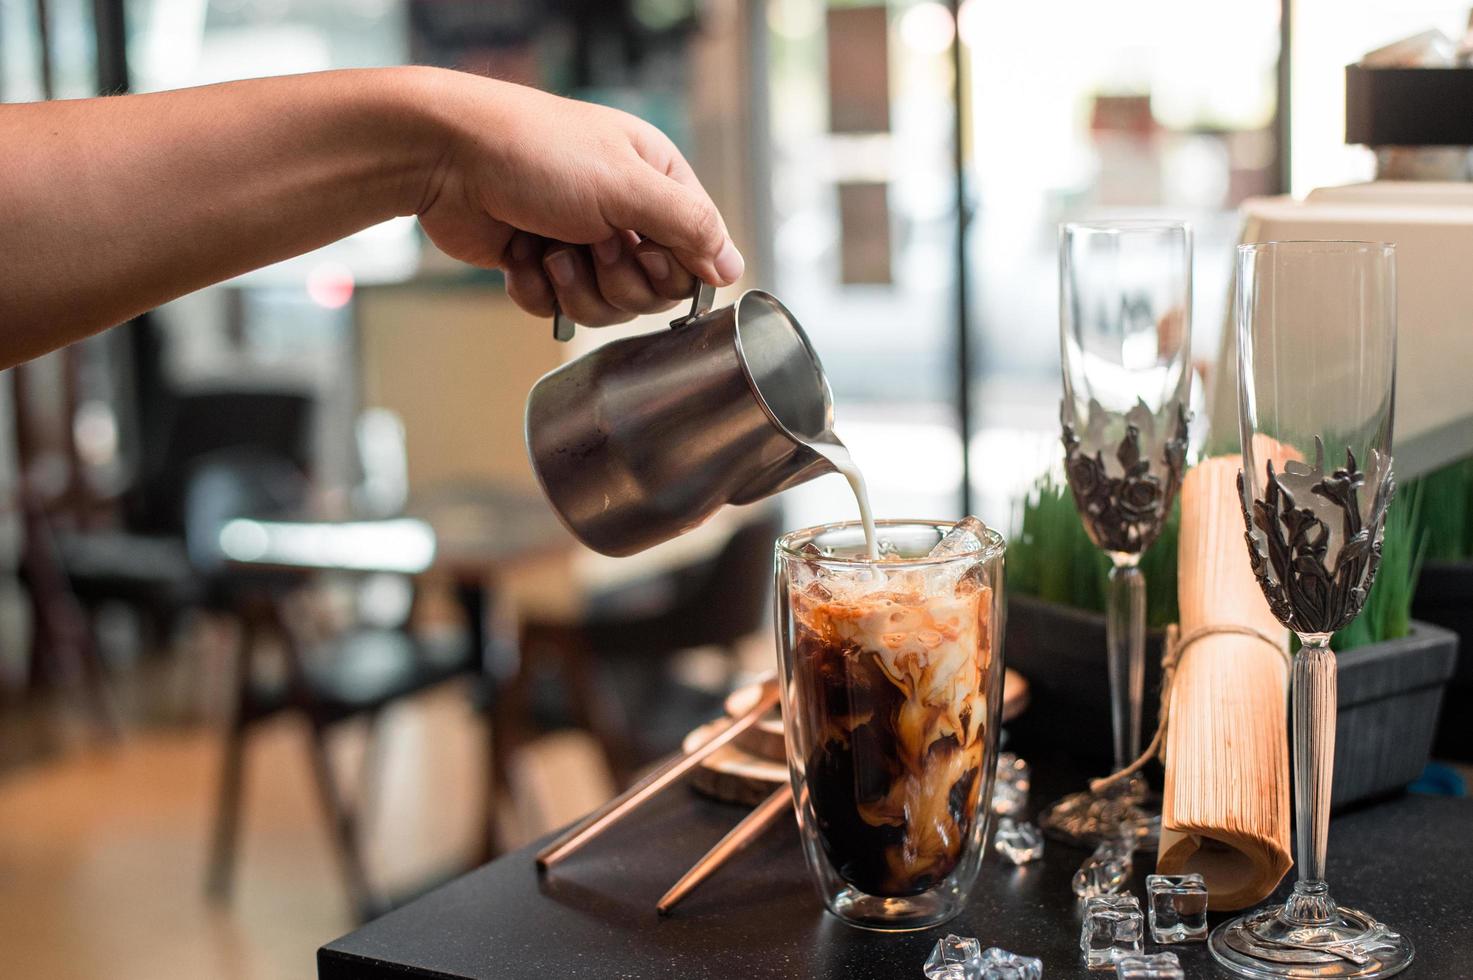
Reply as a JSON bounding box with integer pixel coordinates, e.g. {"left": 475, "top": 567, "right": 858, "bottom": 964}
{"left": 1409, "top": 458, "right": 1473, "bottom": 562}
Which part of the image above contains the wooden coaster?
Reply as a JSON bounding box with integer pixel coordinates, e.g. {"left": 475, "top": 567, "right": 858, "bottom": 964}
{"left": 683, "top": 720, "right": 788, "bottom": 806}
{"left": 722, "top": 684, "right": 786, "bottom": 762}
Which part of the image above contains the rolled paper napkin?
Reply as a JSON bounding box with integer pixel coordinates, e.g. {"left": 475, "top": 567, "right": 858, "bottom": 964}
{"left": 1155, "top": 455, "right": 1293, "bottom": 911}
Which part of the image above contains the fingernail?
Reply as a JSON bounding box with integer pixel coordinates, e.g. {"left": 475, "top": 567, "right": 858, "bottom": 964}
{"left": 510, "top": 236, "right": 533, "bottom": 262}
{"left": 545, "top": 250, "right": 575, "bottom": 287}
{"left": 637, "top": 250, "right": 670, "bottom": 281}
{"left": 592, "top": 236, "right": 621, "bottom": 266}
{"left": 714, "top": 239, "right": 745, "bottom": 283}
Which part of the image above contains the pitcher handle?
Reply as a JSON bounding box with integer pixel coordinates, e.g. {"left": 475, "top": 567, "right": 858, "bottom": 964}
{"left": 553, "top": 281, "right": 716, "bottom": 342}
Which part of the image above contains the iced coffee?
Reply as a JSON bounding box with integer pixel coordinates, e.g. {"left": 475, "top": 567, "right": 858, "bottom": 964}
{"left": 775, "top": 519, "right": 1006, "bottom": 930}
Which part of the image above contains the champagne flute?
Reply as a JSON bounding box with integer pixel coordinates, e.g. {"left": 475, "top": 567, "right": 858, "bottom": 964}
{"left": 1210, "top": 241, "right": 1412, "bottom": 978}
{"left": 1041, "top": 220, "right": 1192, "bottom": 848}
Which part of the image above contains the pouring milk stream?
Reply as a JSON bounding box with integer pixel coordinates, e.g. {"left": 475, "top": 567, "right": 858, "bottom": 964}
{"left": 805, "top": 436, "right": 878, "bottom": 558}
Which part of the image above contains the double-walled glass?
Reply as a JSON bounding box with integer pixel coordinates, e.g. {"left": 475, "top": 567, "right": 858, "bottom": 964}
{"left": 775, "top": 520, "right": 1006, "bottom": 931}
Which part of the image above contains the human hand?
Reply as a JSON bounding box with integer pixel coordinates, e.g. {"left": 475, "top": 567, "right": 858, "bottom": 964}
{"left": 411, "top": 70, "right": 743, "bottom": 326}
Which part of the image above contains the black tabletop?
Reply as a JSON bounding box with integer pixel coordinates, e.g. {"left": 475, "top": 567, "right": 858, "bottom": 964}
{"left": 319, "top": 758, "right": 1469, "bottom": 979}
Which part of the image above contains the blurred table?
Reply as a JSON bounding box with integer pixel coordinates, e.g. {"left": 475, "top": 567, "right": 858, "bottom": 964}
{"left": 216, "top": 483, "right": 571, "bottom": 579}
{"left": 318, "top": 747, "right": 1470, "bottom": 978}
{"left": 407, "top": 482, "right": 575, "bottom": 582}
{"left": 216, "top": 482, "right": 577, "bottom": 706}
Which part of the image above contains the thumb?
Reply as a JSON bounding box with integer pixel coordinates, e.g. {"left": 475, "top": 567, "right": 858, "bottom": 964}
{"left": 604, "top": 164, "right": 744, "bottom": 286}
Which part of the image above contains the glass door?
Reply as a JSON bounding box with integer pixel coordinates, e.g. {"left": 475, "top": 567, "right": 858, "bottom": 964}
{"left": 959, "top": 0, "right": 1282, "bottom": 516}
{"left": 765, "top": 0, "right": 966, "bottom": 529}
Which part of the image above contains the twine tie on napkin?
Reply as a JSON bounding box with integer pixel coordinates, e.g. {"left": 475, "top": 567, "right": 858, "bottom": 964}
{"left": 1089, "top": 623, "right": 1290, "bottom": 796}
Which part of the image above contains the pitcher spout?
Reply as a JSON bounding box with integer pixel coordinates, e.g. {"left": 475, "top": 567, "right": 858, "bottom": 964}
{"left": 730, "top": 445, "right": 836, "bottom": 505}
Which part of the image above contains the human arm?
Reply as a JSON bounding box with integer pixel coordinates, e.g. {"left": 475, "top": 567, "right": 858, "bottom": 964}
{"left": 0, "top": 66, "right": 742, "bottom": 367}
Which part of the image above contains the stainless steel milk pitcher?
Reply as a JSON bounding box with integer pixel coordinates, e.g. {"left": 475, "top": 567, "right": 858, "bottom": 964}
{"left": 525, "top": 284, "right": 836, "bottom": 556}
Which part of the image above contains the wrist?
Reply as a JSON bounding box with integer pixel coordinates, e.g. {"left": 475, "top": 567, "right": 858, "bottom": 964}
{"left": 363, "top": 66, "right": 466, "bottom": 218}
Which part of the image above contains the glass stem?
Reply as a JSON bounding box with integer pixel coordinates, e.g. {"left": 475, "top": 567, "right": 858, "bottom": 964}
{"left": 1106, "top": 562, "right": 1145, "bottom": 775}
{"left": 1287, "top": 636, "right": 1338, "bottom": 924}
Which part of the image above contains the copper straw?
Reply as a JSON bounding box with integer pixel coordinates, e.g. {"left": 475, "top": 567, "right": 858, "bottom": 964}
{"left": 535, "top": 674, "right": 781, "bottom": 869}
{"left": 657, "top": 782, "right": 793, "bottom": 915}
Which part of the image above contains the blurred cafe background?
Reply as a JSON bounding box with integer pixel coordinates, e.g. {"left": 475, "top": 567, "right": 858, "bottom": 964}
{"left": 2, "top": 1, "right": 1471, "bottom": 976}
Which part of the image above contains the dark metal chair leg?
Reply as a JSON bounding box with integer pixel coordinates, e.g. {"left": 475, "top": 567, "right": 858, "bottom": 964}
{"left": 304, "top": 718, "right": 379, "bottom": 921}
{"left": 561, "top": 634, "right": 637, "bottom": 787}
{"left": 20, "top": 508, "right": 120, "bottom": 739}
{"left": 205, "top": 618, "right": 255, "bottom": 902}
{"left": 356, "top": 707, "right": 385, "bottom": 833}
{"left": 76, "top": 613, "right": 121, "bottom": 741}
{"left": 205, "top": 716, "right": 248, "bottom": 900}
{"left": 459, "top": 576, "right": 525, "bottom": 864}
{"left": 269, "top": 600, "right": 380, "bottom": 921}
{"left": 482, "top": 684, "right": 521, "bottom": 863}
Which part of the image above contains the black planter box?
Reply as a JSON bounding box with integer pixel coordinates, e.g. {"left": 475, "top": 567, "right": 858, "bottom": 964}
{"left": 1003, "top": 595, "right": 1166, "bottom": 770}
{"left": 1412, "top": 559, "right": 1473, "bottom": 761}
{"left": 1333, "top": 621, "right": 1459, "bottom": 806}
{"left": 1004, "top": 594, "right": 1459, "bottom": 809}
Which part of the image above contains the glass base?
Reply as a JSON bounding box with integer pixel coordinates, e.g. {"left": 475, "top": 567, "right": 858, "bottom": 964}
{"left": 1037, "top": 775, "right": 1159, "bottom": 851}
{"left": 823, "top": 885, "right": 962, "bottom": 932}
{"left": 1209, "top": 892, "right": 1414, "bottom": 979}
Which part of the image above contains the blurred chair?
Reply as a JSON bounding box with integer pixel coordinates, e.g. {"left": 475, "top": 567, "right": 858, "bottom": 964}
{"left": 15, "top": 310, "right": 315, "bottom": 700}
{"left": 192, "top": 452, "right": 484, "bottom": 922}
{"left": 15, "top": 488, "right": 118, "bottom": 731}
{"left": 127, "top": 389, "right": 315, "bottom": 531}
{"left": 520, "top": 510, "right": 781, "bottom": 785}
{"left": 51, "top": 390, "right": 315, "bottom": 678}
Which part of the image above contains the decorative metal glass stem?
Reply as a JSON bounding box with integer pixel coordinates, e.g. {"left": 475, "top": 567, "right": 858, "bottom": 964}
{"left": 1106, "top": 562, "right": 1146, "bottom": 775}
{"left": 1287, "top": 636, "right": 1338, "bottom": 922}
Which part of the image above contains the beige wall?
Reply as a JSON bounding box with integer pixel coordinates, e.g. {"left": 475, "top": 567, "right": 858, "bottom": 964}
{"left": 689, "top": 0, "right": 763, "bottom": 285}
{"left": 357, "top": 283, "right": 562, "bottom": 495}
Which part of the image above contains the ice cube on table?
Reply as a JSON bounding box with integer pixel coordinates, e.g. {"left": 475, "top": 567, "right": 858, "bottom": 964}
{"left": 928, "top": 516, "right": 989, "bottom": 558}
{"left": 977, "top": 946, "right": 1043, "bottom": 980}
{"left": 1072, "top": 836, "right": 1133, "bottom": 899}
{"left": 1115, "top": 951, "right": 1184, "bottom": 979}
{"left": 1081, "top": 893, "right": 1143, "bottom": 970}
{"left": 923, "top": 934, "right": 983, "bottom": 980}
{"left": 1146, "top": 873, "right": 1208, "bottom": 943}
{"left": 992, "top": 817, "right": 1044, "bottom": 865}
{"left": 992, "top": 752, "right": 1031, "bottom": 817}
{"left": 923, "top": 937, "right": 1041, "bottom": 980}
